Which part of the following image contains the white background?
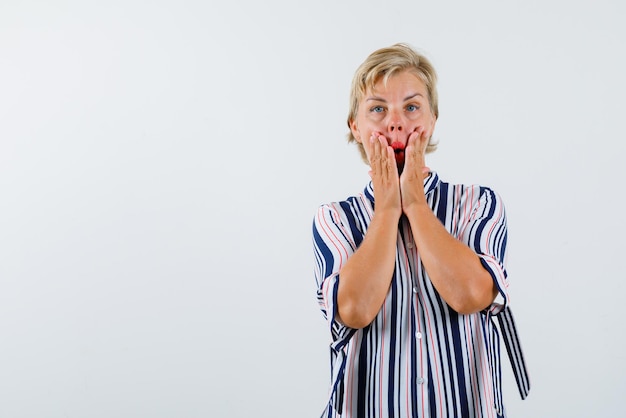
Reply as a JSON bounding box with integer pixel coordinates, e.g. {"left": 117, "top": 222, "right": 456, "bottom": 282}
{"left": 1, "top": 0, "right": 624, "bottom": 417}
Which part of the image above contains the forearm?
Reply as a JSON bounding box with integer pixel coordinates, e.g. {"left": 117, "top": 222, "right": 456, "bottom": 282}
{"left": 337, "top": 210, "right": 399, "bottom": 328}
{"left": 405, "top": 203, "right": 497, "bottom": 314}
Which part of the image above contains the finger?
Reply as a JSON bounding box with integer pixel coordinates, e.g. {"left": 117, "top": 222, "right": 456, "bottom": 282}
{"left": 369, "top": 134, "right": 381, "bottom": 174}
{"left": 385, "top": 143, "right": 398, "bottom": 180}
{"left": 415, "top": 127, "right": 428, "bottom": 148}
{"left": 370, "top": 134, "right": 388, "bottom": 181}
{"left": 406, "top": 130, "right": 423, "bottom": 161}
{"left": 381, "top": 134, "right": 401, "bottom": 178}
{"left": 401, "top": 130, "right": 425, "bottom": 178}
{"left": 419, "top": 128, "right": 430, "bottom": 154}
{"left": 407, "top": 129, "right": 420, "bottom": 148}
{"left": 372, "top": 134, "right": 389, "bottom": 181}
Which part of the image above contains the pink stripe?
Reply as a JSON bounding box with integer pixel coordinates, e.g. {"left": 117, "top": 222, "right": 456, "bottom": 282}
{"left": 317, "top": 209, "right": 349, "bottom": 270}
{"left": 457, "top": 187, "right": 476, "bottom": 239}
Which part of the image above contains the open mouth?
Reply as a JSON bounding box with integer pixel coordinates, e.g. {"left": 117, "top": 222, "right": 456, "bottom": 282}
{"left": 391, "top": 141, "right": 405, "bottom": 172}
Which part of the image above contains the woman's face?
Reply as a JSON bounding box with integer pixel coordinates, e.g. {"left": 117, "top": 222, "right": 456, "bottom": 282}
{"left": 350, "top": 69, "right": 437, "bottom": 165}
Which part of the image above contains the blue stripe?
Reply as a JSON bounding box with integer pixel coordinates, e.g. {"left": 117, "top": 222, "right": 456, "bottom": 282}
{"left": 312, "top": 219, "right": 334, "bottom": 280}
{"left": 451, "top": 312, "right": 470, "bottom": 418}
{"left": 339, "top": 201, "right": 364, "bottom": 248}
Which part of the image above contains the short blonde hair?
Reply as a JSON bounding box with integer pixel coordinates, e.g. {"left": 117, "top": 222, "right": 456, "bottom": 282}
{"left": 347, "top": 43, "right": 439, "bottom": 162}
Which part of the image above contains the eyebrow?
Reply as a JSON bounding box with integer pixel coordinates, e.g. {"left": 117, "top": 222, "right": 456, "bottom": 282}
{"left": 366, "top": 93, "right": 424, "bottom": 102}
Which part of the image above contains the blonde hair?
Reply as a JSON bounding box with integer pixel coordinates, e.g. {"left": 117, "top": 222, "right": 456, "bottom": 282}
{"left": 347, "top": 43, "right": 439, "bottom": 162}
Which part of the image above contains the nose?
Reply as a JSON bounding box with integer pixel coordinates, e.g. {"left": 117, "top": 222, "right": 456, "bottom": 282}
{"left": 389, "top": 122, "right": 403, "bottom": 132}
{"left": 387, "top": 111, "right": 405, "bottom": 134}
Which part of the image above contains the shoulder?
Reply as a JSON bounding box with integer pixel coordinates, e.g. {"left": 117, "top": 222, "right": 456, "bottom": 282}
{"left": 437, "top": 176, "right": 503, "bottom": 203}
{"left": 432, "top": 177, "right": 506, "bottom": 222}
{"left": 315, "top": 187, "right": 371, "bottom": 217}
{"left": 313, "top": 190, "right": 373, "bottom": 235}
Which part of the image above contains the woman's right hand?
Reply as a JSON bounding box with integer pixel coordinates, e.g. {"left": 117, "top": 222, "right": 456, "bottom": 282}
{"left": 369, "top": 133, "right": 402, "bottom": 219}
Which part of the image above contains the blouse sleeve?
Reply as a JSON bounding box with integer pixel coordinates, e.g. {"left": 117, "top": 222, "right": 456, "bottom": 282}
{"left": 460, "top": 187, "right": 510, "bottom": 310}
{"left": 312, "top": 203, "right": 361, "bottom": 347}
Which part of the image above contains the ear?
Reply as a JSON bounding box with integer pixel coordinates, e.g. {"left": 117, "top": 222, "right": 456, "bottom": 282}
{"left": 349, "top": 119, "right": 361, "bottom": 143}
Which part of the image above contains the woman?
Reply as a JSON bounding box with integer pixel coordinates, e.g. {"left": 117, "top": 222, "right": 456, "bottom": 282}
{"left": 312, "top": 43, "right": 529, "bottom": 417}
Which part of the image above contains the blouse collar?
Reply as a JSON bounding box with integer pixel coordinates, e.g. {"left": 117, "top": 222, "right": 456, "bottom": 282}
{"left": 364, "top": 171, "right": 440, "bottom": 203}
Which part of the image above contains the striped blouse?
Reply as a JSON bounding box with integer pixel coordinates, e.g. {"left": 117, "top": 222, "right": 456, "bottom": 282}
{"left": 312, "top": 172, "right": 529, "bottom": 418}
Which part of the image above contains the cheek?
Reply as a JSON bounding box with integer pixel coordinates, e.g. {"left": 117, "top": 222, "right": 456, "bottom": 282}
{"left": 361, "top": 137, "right": 378, "bottom": 164}
{"left": 429, "top": 119, "right": 437, "bottom": 136}
{"left": 361, "top": 138, "right": 373, "bottom": 158}
{"left": 364, "top": 116, "right": 386, "bottom": 131}
{"left": 421, "top": 114, "right": 436, "bottom": 136}
{"left": 353, "top": 118, "right": 376, "bottom": 144}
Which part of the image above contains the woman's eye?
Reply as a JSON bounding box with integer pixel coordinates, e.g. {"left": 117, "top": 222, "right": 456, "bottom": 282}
{"left": 371, "top": 106, "right": 384, "bottom": 113}
{"left": 406, "top": 104, "right": 419, "bottom": 112}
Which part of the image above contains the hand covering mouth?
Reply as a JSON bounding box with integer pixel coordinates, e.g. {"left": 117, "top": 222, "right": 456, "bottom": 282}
{"left": 391, "top": 141, "right": 405, "bottom": 172}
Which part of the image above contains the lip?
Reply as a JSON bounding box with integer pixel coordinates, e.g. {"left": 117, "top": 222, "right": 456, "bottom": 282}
{"left": 391, "top": 141, "right": 405, "bottom": 152}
